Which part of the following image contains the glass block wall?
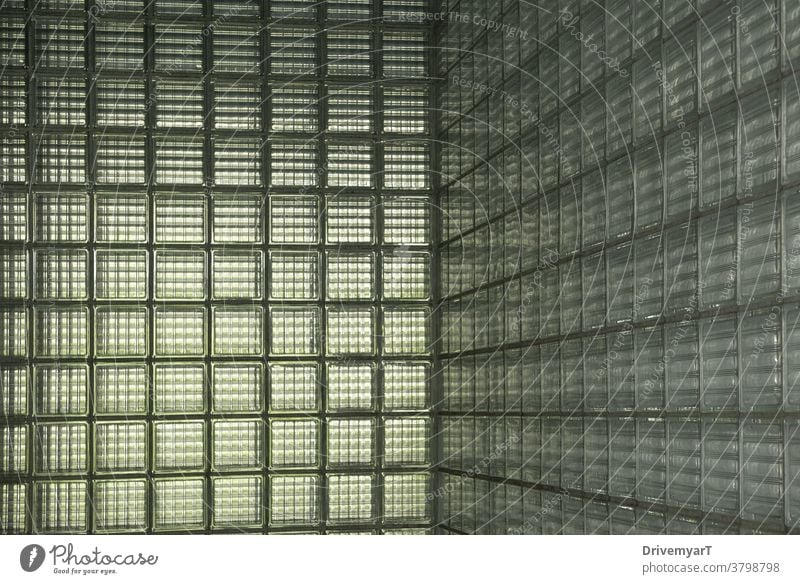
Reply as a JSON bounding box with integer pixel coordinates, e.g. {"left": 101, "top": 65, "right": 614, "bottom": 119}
{"left": 436, "top": 0, "right": 800, "bottom": 533}
{"left": 0, "top": 0, "right": 435, "bottom": 534}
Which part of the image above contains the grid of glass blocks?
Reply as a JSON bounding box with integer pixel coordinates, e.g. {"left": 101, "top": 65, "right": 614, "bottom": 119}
{"left": 0, "top": 0, "right": 433, "bottom": 535}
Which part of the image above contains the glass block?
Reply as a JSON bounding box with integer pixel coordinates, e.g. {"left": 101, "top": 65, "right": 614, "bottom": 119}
{"left": 384, "top": 86, "right": 428, "bottom": 134}
{"left": 383, "top": 31, "right": 426, "bottom": 79}
{"left": 269, "top": 476, "right": 318, "bottom": 525}
{"left": 326, "top": 363, "right": 373, "bottom": 410}
{"left": 327, "top": 142, "right": 373, "bottom": 187}
{"left": 269, "top": 196, "right": 318, "bottom": 244}
{"left": 94, "top": 480, "right": 147, "bottom": 532}
{"left": 155, "top": 137, "right": 204, "bottom": 184}
{"left": 0, "top": 74, "right": 25, "bottom": 126}
{"left": 212, "top": 420, "right": 263, "bottom": 469}
{"left": 155, "top": 422, "right": 205, "bottom": 471}
{"left": 269, "top": 28, "right": 317, "bottom": 75}
{"left": 155, "top": 307, "right": 205, "bottom": 356}
{"left": 96, "top": 78, "right": 146, "bottom": 127}
{"left": 270, "top": 419, "right": 318, "bottom": 467}
{"left": 0, "top": 249, "right": 26, "bottom": 299}
{"left": 213, "top": 25, "right": 260, "bottom": 74}
{"left": 0, "top": 308, "right": 27, "bottom": 357}
{"left": 96, "top": 250, "right": 147, "bottom": 300}
{"left": 383, "top": 309, "right": 429, "bottom": 355}
{"left": 0, "top": 367, "right": 27, "bottom": 416}
{"left": 154, "top": 479, "right": 204, "bottom": 530}
{"left": 34, "top": 250, "right": 87, "bottom": 300}
{"left": 96, "top": 135, "right": 147, "bottom": 184}
{"left": 384, "top": 142, "right": 429, "bottom": 189}
{"left": 155, "top": 80, "right": 204, "bottom": 128}
{"left": 96, "top": 423, "right": 147, "bottom": 472}
{"left": 215, "top": 137, "right": 262, "bottom": 185}
{"left": 156, "top": 251, "right": 206, "bottom": 300}
{"left": 326, "top": 253, "right": 373, "bottom": 300}
{"left": 328, "top": 418, "right": 374, "bottom": 466}
{"left": 270, "top": 307, "right": 319, "bottom": 355}
{"left": 95, "top": 365, "right": 147, "bottom": 415}
{"left": 35, "top": 135, "right": 86, "bottom": 183}
{"left": 94, "top": 22, "right": 144, "bottom": 71}
{"left": 0, "top": 193, "right": 27, "bottom": 241}
{"left": 214, "top": 82, "right": 261, "bottom": 130}
{"left": 269, "top": 363, "right": 318, "bottom": 411}
{"left": 35, "top": 20, "right": 85, "bottom": 69}
{"left": 37, "top": 78, "right": 86, "bottom": 126}
{"left": 271, "top": 84, "right": 318, "bottom": 132}
{"left": 213, "top": 195, "right": 263, "bottom": 243}
{"left": 95, "top": 307, "right": 147, "bottom": 357}
{"left": 269, "top": 254, "right": 317, "bottom": 303}
{"left": 327, "top": 0, "right": 371, "bottom": 21}
{"left": 35, "top": 307, "right": 88, "bottom": 357}
{"left": 384, "top": 417, "right": 429, "bottom": 465}
{"left": 212, "top": 364, "right": 262, "bottom": 413}
{"left": 383, "top": 473, "right": 429, "bottom": 521}
{"left": 35, "top": 482, "right": 87, "bottom": 533}
{"left": 35, "top": 365, "right": 87, "bottom": 415}
{"left": 327, "top": 86, "right": 372, "bottom": 133}
{"left": 326, "top": 308, "right": 375, "bottom": 355}
{"left": 271, "top": 0, "right": 317, "bottom": 19}
{"left": 213, "top": 307, "right": 263, "bottom": 356}
{"left": 96, "top": 194, "right": 147, "bottom": 243}
{"left": 213, "top": 251, "right": 262, "bottom": 299}
{"left": 1, "top": 426, "right": 27, "bottom": 473}
{"left": 35, "top": 194, "right": 88, "bottom": 242}
{"left": 270, "top": 141, "right": 318, "bottom": 187}
{"left": 326, "top": 196, "right": 374, "bottom": 244}
{"left": 213, "top": 477, "right": 262, "bottom": 527}
{"left": 154, "top": 24, "right": 203, "bottom": 72}
{"left": 155, "top": 364, "right": 205, "bottom": 413}
{"left": 0, "top": 484, "right": 27, "bottom": 532}
{"left": 37, "top": 423, "right": 87, "bottom": 474}
{"left": 328, "top": 474, "right": 373, "bottom": 523}
{"left": 382, "top": 252, "right": 429, "bottom": 300}
{"left": 383, "top": 196, "right": 429, "bottom": 244}
{"left": 0, "top": 136, "right": 26, "bottom": 182}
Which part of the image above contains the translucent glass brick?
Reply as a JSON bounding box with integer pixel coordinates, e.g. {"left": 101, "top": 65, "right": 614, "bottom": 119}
{"left": 214, "top": 82, "right": 261, "bottom": 130}
{"left": 1, "top": 308, "right": 28, "bottom": 356}
{"left": 269, "top": 475, "right": 318, "bottom": 525}
{"left": 35, "top": 135, "right": 86, "bottom": 183}
{"left": 96, "top": 423, "right": 147, "bottom": 472}
{"left": 96, "top": 307, "right": 147, "bottom": 357}
{"left": 96, "top": 135, "right": 147, "bottom": 184}
{"left": 155, "top": 479, "right": 204, "bottom": 530}
{"left": 34, "top": 250, "right": 87, "bottom": 300}
{"left": 1, "top": 425, "right": 27, "bottom": 473}
{"left": 383, "top": 196, "right": 429, "bottom": 244}
{"left": 270, "top": 419, "right": 318, "bottom": 467}
{"left": 0, "top": 249, "right": 27, "bottom": 299}
{"left": 213, "top": 364, "right": 263, "bottom": 413}
{"left": 155, "top": 422, "right": 205, "bottom": 471}
{"left": 270, "top": 141, "right": 319, "bottom": 187}
{"left": 384, "top": 417, "right": 429, "bottom": 465}
{"left": 95, "top": 365, "right": 147, "bottom": 415}
{"left": 326, "top": 363, "right": 373, "bottom": 410}
{"left": 328, "top": 418, "right": 374, "bottom": 466}
{"left": 35, "top": 481, "right": 87, "bottom": 533}
{"left": 0, "top": 74, "right": 25, "bottom": 126}
{"left": 212, "top": 420, "right": 263, "bottom": 469}
{"left": 96, "top": 79, "right": 146, "bottom": 127}
{"left": 328, "top": 30, "right": 372, "bottom": 76}
{"left": 213, "top": 195, "right": 263, "bottom": 244}
{"left": 0, "top": 193, "right": 27, "bottom": 241}
{"left": 327, "top": 86, "right": 372, "bottom": 133}
{"left": 271, "top": 84, "right": 318, "bottom": 132}
{"left": 0, "top": 484, "right": 27, "bottom": 532}
{"left": 94, "top": 480, "right": 147, "bottom": 532}
{"left": 215, "top": 137, "right": 262, "bottom": 186}
{"left": 35, "top": 20, "right": 85, "bottom": 69}
{"left": 326, "top": 195, "right": 375, "bottom": 244}
{"left": 270, "top": 307, "right": 319, "bottom": 355}
{"left": 268, "top": 252, "right": 318, "bottom": 300}
{"left": 154, "top": 24, "right": 203, "bottom": 72}
{"left": 155, "top": 195, "right": 206, "bottom": 242}
{"left": 382, "top": 252, "right": 429, "bottom": 300}
{"left": 155, "top": 364, "right": 205, "bottom": 413}
{"left": 383, "top": 473, "right": 429, "bottom": 521}
{"left": 156, "top": 251, "right": 206, "bottom": 300}
{"left": 327, "top": 142, "right": 374, "bottom": 187}
{"left": 96, "top": 250, "right": 147, "bottom": 300}
{"left": 328, "top": 474, "right": 373, "bottom": 523}
{"left": 269, "top": 196, "right": 318, "bottom": 244}
{"left": 213, "top": 25, "right": 260, "bottom": 74}
{"left": 155, "top": 80, "right": 204, "bottom": 128}
{"left": 383, "top": 31, "right": 426, "bottom": 78}
{"left": 35, "top": 365, "right": 87, "bottom": 415}
{"left": 269, "top": 28, "right": 317, "bottom": 75}
{"left": 213, "top": 251, "right": 262, "bottom": 299}
{"left": 213, "top": 477, "right": 262, "bottom": 527}
{"left": 383, "top": 309, "right": 429, "bottom": 355}
{"left": 384, "top": 142, "right": 429, "bottom": 189}
{"left": 0, "top": 367, "right": 28, "bottom": 416}
{"left": 155, "top": 307, "right": 205, "bottom": 356}
{"left": 37, "top": 78, "right": 85, "bottom": 126}
{"left": 213, "top": 307, "right": 263, "bottom": 356}
{"left": 36, "top": 423, "right": 87, "bottom": 474}
{"left": 326, "top": 308, "right": 375, "bottom": 355}
{"left": 96, "top": 194, "right": 147, "bottom": 243}
{"left": 0, "top": 136, "right": 26, "bottom": 182}
{"left": 269, "top": 363, "right": 318, "bottom": 411}
{"left": 35, "top": 194, "right": 88, "bottom": 242}
{"left": 156, "top": 137, "right": 204, "bottom": 184}
{"left": 327, "top": 253, "right": 373, "bottom": 300}
{"left": 384, "top": 87, "right": 428, "bottom": 134}
{"left": 35, "top": 307, "right": 88, "bottom": 357}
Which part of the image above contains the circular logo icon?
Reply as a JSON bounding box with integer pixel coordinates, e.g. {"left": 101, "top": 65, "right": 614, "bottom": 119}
{"left": 20, "top": 544, "right": 46, "bottom": 572}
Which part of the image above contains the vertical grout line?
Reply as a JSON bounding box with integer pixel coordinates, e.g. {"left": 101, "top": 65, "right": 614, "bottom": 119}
{"left": 260, "top": 0, "right": 270, "bottom": 536}
{"left": 24, "top": 0, "right": 35, "bottom": 533}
